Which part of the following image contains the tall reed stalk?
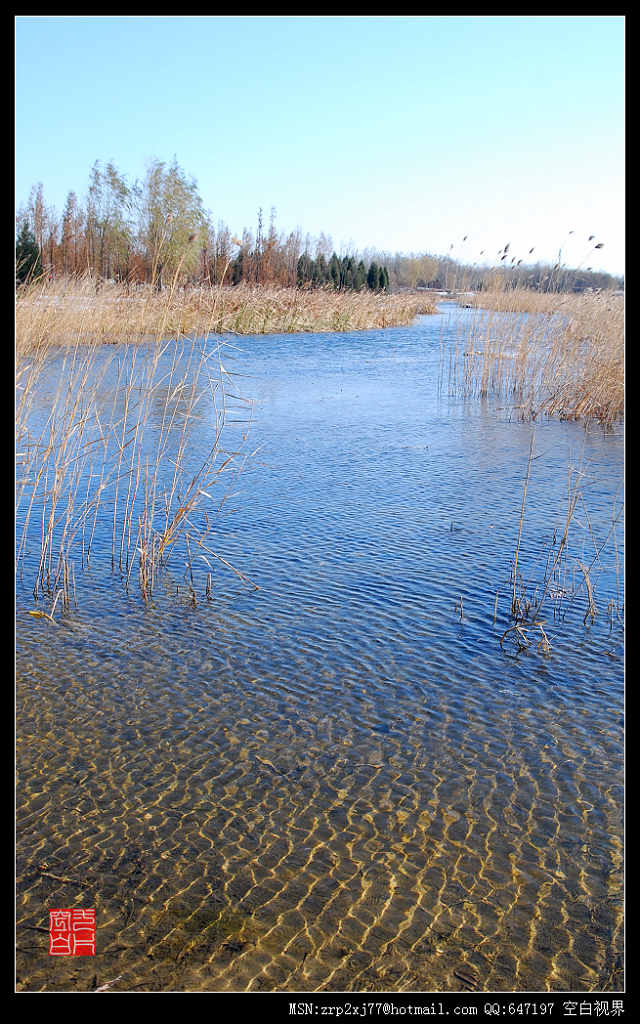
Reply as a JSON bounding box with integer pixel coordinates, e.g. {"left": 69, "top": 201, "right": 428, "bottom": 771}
{"left": 445, "top": 289, "right": 623, "bottom": 426}
{"left": 16, "top": 269, "right": 257, "bottom": 611}
{"left": 500, "top": 443, "right": 623, "bottom": 653}
{"left": 511, "top": 434, "right": 534, "bottom": 617}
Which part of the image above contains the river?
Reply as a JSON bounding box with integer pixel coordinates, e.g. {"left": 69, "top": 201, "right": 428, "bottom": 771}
{"left": 15, "top": 304, "right": 624, "bottom": 992}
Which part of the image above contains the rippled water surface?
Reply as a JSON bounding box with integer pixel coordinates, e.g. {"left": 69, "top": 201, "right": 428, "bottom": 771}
{"left": 16, "top": 305, "right": 624, "bottom": 992}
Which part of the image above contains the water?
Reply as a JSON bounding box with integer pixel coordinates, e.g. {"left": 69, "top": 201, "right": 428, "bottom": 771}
{"left": 15, "top": 305, "right": 624, "bottom": 992}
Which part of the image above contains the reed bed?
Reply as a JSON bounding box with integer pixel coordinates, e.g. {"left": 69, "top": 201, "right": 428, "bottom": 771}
{"left": 17, "top": 339, "right": 250, "bottom": 610}
{"left": 16, "top": 278, "right": 259, "bottom": 614}
{"left": 16, "top": 276, "right": 437, "bottom": 356}
{"left": 445, "top": 288, "right": 624, "bottom": 426}
{"left": 470, "top": 287, "right": 623, "bottom": 317}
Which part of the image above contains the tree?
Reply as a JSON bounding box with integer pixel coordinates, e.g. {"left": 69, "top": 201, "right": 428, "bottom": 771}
{"left": 262, "top": 207, "right": 279, "bottom": 283}
{"left": 342, "top": 256, "right": 355, "bottom": 290}
{"left": 314, "top": 253, "right": 328, "bottom": 287}
{"left": 85, "top": 161, "right": 134, "bottom": 283}
{"left": 354, "top": 260, "right": 367, "bottom": 291}
{"left": 20, "top": 183, "right": 58, "bottom": 277}
{"left": 205, "top": 218, "right": 234, "bottom": 285}
{"left": 253, "top": 207, "right": 264, "bottom": 283}
{"left": 329, "top": 252, "right": 341, "bottom": 290}
{"left": 297, "top": 253, "right": 314, "bottom": 287}
{"left": 137, "top": 157, "right": 206, "bottom": 291}
{"left": 26, "top": 183, "right": 46, "bottom": 260}
{"left": 60, "top": 191, "right": 84, "bottom": 276}
{"left": 367, "top": 261, "right": 380, "bottom": 291}
{"left": 16, "top": 221, "right": 42, "bottom": 284}
{"left": 404, "top": 255, "right": 438, "bottom": 289}
{"left": 231, "top": 247, "right": 245, "bottom": 285}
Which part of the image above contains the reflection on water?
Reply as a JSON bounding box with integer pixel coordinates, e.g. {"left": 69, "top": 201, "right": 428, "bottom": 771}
{"left": 16, "top": 306, "right": 624, "bottom": 992}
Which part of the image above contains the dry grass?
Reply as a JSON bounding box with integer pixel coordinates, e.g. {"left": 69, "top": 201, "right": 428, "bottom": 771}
{"left": 16, "top": 337, "right": 240, "bottom": 605}
{"left": 16, "top": 275, "right": 437, "bottom": 356}
{"left": 446, "top": 288, "right": 624, "bottom": 426}
{"left": 470, "top": 286, "right": 623, "bottom": 317}
{"left": 16, "top": 280, "right": 255, "bottom": 610}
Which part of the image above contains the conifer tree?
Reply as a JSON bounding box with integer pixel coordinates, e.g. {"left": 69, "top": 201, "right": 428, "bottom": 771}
{"left": 343, "top": 256, "right": 355, "bottom": 290}
{"left": 231, "top": 247, "right": 244, "bottom": 285}
{"left": 16, "top": 221, "right": 42, "bottom": 284}
{"left": 355, "top": 260, "right": 367, "bottom": 291}
{"left": 315, "top": 253, "right": 328, "bottom": 286}
{"left": 297, "top": 253, "right": 313, "bottom": 287}
{"left": 329, "top": 253, "right": 341, "bottom": 290}
{"left": 367, "top": 261, "right": 380, "bottom": 291}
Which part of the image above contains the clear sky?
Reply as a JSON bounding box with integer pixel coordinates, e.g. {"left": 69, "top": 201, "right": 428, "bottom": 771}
{"left": 15, "top": 15, "right": 625, "bottom": 276}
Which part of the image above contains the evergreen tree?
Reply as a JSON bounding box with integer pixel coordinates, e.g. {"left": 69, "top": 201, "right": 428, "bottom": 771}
{"left": 342, "top": 256, "right": 355, "bottom": 290}
{"left": 367, "top": 261, "right": 380, "bottom": 291}
{"left": 16, "top": 221, "right": 42, "bottom": 284}
{"left": 297, "top": 252, "right": 313, "bottom": 287}
{"left": 315, "top": 253, "right": 327, "bottom": 286}
{"left": 329, "top": 252, "right": 341, "bottom": 290}
{"left": 354, "top": 260, "right": 367, "bottom": 291}
{"left": 231, "top": 247, "right": 244, "bottom": 285}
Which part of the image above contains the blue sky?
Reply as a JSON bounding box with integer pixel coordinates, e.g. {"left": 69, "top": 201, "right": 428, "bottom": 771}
{"left": 15, "top": 15, "right": 625, "bottom": 275}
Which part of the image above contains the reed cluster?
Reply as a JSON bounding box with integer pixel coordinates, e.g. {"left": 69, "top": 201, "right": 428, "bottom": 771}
{"left": 16, "top": 285, "right": 255, "bottom": 613}
{"left": 497, "top": 435, "right": 624, "bottom": 655}
{"left": 470, "top": 287, "right": 623, "bottom": 316}
{"left": 445, "top": 288, "right": 624, "bottom": 426}
{"left": 16, "top": 276, "right": 437, "bottom": 356}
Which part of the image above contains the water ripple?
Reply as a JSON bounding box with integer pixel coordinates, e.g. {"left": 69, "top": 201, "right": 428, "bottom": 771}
{"left": 16, "top": 308, "right": 623, "bottom": 992}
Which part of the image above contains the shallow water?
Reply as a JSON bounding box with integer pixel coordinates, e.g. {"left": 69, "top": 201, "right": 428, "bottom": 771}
{"left": 15, "top": 305, "right": 624, "bottom": 992}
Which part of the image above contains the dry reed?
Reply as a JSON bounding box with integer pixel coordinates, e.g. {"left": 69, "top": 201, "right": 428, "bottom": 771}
{"left": 447, "top": 288, "right": 623, "bottom": 426}
{"left": 499, "top": 439, "right": 624, "bottom": 653}
{"left": 16, "top": 275, "right": 437, "bottom": 356}
{"left": 16, "top": 270, "right": 258, "bottom": 612}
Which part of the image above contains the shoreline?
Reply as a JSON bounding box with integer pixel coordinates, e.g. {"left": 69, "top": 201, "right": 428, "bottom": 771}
{"left": 16, "top": 279, "right": 439, "bottom": 355}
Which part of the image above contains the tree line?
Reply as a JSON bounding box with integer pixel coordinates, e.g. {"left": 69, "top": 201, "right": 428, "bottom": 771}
{"left": 16, "top": 156, "right": 622, "bottom": 294}
{"left": 382, "top": 251, "right": 623, "bottom": 294}
{"left": 15, "top": 157, "right": 390, "bottom": 293}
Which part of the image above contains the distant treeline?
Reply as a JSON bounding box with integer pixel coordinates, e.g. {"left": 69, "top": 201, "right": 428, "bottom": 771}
{"left": 296, "top": 253, "right": 389, "bottom": 292}
{"left": 15, "top": 157, "right": 622, "bottom": 294}
{"left": 387, "top": 253, "right": 623, "bottom": 295}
